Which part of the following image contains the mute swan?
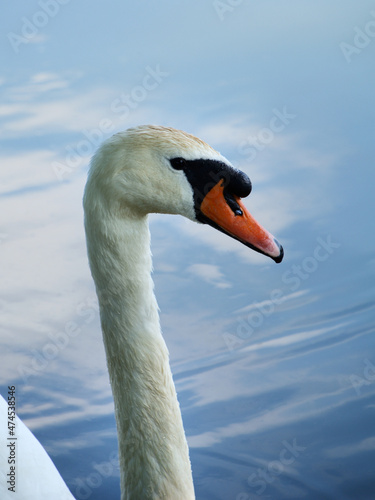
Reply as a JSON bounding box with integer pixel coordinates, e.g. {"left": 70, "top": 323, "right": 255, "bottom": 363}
{"left": 0, "top": 395, "right": 74, "bottom": 499}
{"left": 0, "top": 125, "right": 283, "bottom": 500}
{"left": 83, "top": 125, "right": 283, "bottom": 499}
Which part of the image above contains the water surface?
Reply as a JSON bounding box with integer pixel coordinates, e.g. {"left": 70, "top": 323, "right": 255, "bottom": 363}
{"left": 1, "top": 2, "right": 375, "bottom": 499}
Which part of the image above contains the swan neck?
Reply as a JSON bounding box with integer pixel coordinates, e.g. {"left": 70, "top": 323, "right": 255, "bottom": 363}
{"left": 85, "top": 209, "right": 195, "bottom": 500}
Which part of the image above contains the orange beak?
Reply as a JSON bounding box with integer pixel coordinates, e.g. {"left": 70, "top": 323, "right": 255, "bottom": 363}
{"left": 200, "top": 180, "right": 283, "bottom": 263}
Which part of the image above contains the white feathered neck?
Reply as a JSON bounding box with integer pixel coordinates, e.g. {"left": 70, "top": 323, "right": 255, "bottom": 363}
{"left": 83, "top": 125, "right": 227, "bottom": 499}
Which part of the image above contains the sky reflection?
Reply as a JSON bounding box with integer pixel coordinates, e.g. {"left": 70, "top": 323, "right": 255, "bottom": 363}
{"left": 1, "top": 1, "right": 375, "bottom": 499}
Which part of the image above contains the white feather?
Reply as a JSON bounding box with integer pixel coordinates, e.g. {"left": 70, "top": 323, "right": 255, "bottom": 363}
{"left": 0, "top": 396, "right": 74, "bottom": 500}
{"left": 0, "top": 125, "right": 237, "bottom": 500}
{"left": 83, "top": 125, "right": 228, "bottom": 499}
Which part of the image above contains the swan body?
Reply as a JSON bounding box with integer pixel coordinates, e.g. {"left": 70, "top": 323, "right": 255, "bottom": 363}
{"left": 0, "top": 395, "right": 74, "bottom": 500}
{"left": 0, "top": 125, "right": 283, "bottom": 500}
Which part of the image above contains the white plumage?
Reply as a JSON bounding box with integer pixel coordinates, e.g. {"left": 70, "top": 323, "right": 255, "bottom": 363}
{"left": 1, "top": 125, "right": 283, "bottom": 500}
{"left": 0, "top": 395, "right": 74, "bottom": 500}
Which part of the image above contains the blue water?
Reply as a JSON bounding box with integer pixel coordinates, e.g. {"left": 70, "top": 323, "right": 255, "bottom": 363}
{"left": 2, "top": 168, "right": 374, "bottom": 499}
{"left": 1, "top": 2, "right": 375, "bottom": 498}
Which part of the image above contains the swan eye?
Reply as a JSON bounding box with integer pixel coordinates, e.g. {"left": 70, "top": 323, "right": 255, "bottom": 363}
{"left": 170, "top": 157, "right": 187, "bottom": 170}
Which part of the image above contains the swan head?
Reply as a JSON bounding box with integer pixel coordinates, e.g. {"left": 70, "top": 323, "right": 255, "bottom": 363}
{"left": 85, "top": 125, "right": 283, "bottom": 263}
